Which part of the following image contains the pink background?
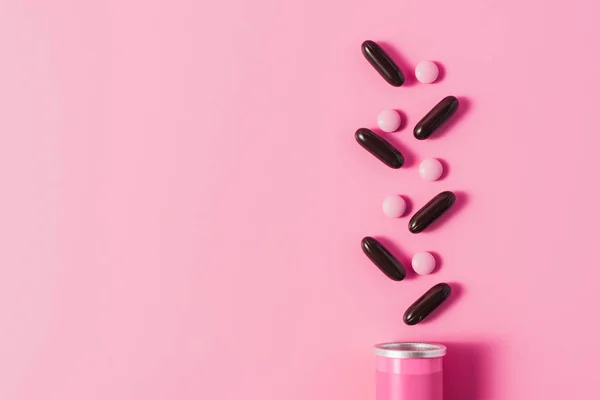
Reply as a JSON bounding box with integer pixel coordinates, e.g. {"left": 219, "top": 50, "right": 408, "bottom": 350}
{"left": 1, "top": 0, "right": 599, "bottom": 399}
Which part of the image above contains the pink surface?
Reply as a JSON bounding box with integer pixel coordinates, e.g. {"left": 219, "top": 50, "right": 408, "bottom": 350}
{"left": 1, "top": 0, "right": 600, "bottom": 399}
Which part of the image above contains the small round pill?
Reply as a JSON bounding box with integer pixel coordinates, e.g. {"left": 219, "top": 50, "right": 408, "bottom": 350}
{"left": 382, "top": 195, "right": 407, "bottom": 218}
{"left": 412, "top": 252, "right": 436, "bottom": 275}
{"left": 415, "top": 61, "right": 439, "bottom": 84}
{"left": 377, "top": 109, "right": 402, "bottom": 133}
{"left": 419, "top": 158, "right": 443, "bottom": 181}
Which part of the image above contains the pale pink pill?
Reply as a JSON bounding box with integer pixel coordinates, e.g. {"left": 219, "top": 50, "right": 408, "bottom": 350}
{"left": 415, "top": 61, "right": 439, "bottom": 84}
{"left": 382, "top": 195, "right": 406, "bottom": 218}
{"left": 377, "top": 109, "right": 402, "bottom": 133}
{"left": 412, "top": 252, "right": 436, "bottom": 275}
{"left": 419, "top": 158, "right": 443, "bottom": 181}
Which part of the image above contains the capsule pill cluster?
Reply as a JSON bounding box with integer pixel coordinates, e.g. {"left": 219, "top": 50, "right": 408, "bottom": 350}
{"left": 356, "top": 40, "right": 466, "bottom": 325}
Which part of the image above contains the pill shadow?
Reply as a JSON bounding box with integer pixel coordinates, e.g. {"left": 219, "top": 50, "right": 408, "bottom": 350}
{"left": 376, "top": 128, "right": 416, "bottom": 168}
{"left": 430, "top": 96, "right": 471, "bottom": 140}
{"left": 429, "top": 251, "right": 443, "bottom": 273}
{"left": 375, "top": 236, "right": 415, "bottom": 280}
{"left": 377, "top": 41, "right": 415, "bottom": 87}
{"left": 420, "top": 281, "right": 463, "bottom": 325}
{"left": 435, "top": 61, "right": 446, "bottom": 82}
{"left": 437, "top": 159, "right": 450, "bottom": 181}
{"left": 400, "top": 195, "right": 413, "bottom": 217}
{"left": 395, "top": 109, "right": 408, "bottom": 131}
{"left": 422, "top": 190, "right": 469, "bottom": 233}
{"left": 444, "top": 341, "right": 497, "bottom": 400}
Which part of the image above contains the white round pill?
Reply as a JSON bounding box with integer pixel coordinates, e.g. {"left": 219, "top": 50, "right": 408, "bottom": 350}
{"left": 382, "top": 195, "right": 407, "bottom": 218}
{"left": 377, "top": 109, "right": 402, "bottom": 133}
{"left": 412, "top": 252, "right": 436, "bottom": 275}
{"left": 415, "top": 61, "right": 439, "bottom": 84}
{"left": 419, "top": 158, "right": 443, "bottom": 181}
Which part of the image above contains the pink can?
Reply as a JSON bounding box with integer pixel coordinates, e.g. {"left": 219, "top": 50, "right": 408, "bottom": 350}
{"left": 374, "top": 342, "right": 446, "bottom": 400}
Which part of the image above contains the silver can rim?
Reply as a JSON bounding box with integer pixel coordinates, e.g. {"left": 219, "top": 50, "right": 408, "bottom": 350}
{"left": 373, "top": 342, "right": 446, "bottom": 359}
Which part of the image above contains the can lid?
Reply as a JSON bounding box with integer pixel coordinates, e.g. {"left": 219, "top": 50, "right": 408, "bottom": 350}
{"left": 373, "top": 342, "right": 446, "bottom": 359}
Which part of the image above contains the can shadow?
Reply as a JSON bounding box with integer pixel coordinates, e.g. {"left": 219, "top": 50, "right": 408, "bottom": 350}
{"left": 444, "top": 341, "right": 498, "bottom": 400}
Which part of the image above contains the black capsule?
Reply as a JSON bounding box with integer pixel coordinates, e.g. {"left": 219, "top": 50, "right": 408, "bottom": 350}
{"left": 403, "top": 283, "right": 452, "bottom": 325}
{"left": 361, "top": 237, "right": 406, "bottom": 281}
{"left": 361, "top": 40, "right": 405, "bottom": 87}
{"left": 413, "top": 96, "right": 459, "bottom": 140}
{"left": 409, "top": 191, "right": 456, "bottom": 233}
{"left": 355, "top": 128, "right": 404, "bottom": 169}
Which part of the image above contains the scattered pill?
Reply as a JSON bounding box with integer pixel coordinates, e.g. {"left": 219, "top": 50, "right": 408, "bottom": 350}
{"left": 355, "top": 128, "right": 405, "bottom": 169}
{"left": 377, "top": 109, "right": 402, "bottom": 132}
{"left": 403, "top": 283, "right": 452, "bottom": 325}
{"left": 414, "top": 96, "right": 459, "bottom": 140}
{"left": 419, "top": 158, "right": 443, "bottom": 181}
{"left": 412, "top": 252, "right": 436, "bottom": 275}
{"left": 361, "top": 40, "right": 405, "bottom": 87}
{"left": 415, "top": 61, "right": 439, "bottom": 84}
{"left": 409, "top": 191, "right": 456, "bottom": 233}
{"left": 361, "top": 237, "right": 406, "bottom": 281}
{"left": 382, "top": 195, "right": 407, "bottom": 218}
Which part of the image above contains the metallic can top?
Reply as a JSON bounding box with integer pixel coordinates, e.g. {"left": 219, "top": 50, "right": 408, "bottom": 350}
{"left": 373, "top": 342, "right": 446, "bottom": 359}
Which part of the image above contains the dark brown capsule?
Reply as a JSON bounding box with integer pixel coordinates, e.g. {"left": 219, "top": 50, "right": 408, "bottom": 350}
{"left": 403, "top": 283, "right": 452, "bottom": 325}
{"left": 413, "top": 96, "right": 459, "bottom": 140}
{"left": 361, "top": 40, "right": 405, "bottom": 87}
{"left": 361, "top": 237, "right": 406, "bottom": 281}
{"left": 355, "top": 128, "right": 404, "bottom": 169}
{"left": 409, "top": 191, "right": 456, "bottom": 233}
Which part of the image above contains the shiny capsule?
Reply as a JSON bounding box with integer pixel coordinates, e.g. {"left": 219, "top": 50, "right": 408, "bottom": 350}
{"left": 409, "top": 191, "right": 456, "bottom": 233}
{"left": 403, "top": 283, "right": 452, "bottom": 325}
{"left": 413, "top": 96, "right": 459, "bottom": 140}
{"left": 355, "top": 128, "right": 404, "bottom": 169}
{"left": 361, "top": 40, "right": 405, "bottom": 87}
{"left": 361, "top": 237, "right": 406, "bottom": 281}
